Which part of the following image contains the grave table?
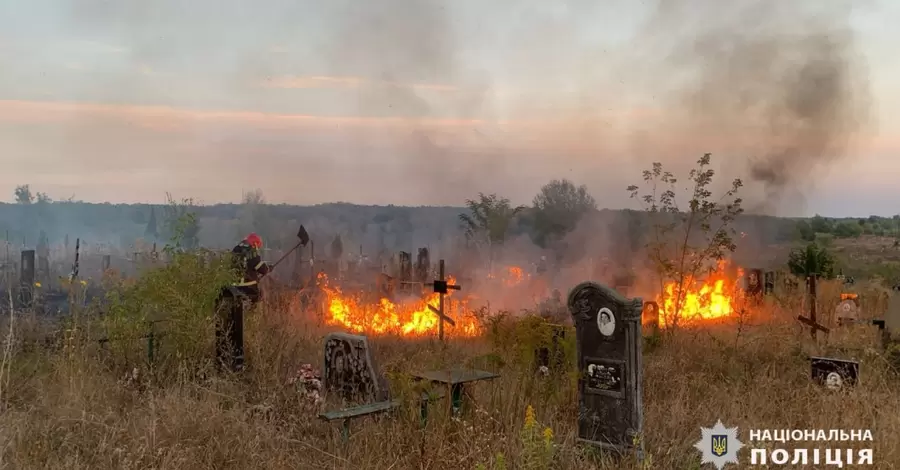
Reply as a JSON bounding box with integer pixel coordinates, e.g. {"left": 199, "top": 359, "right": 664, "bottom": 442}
{"left": 412, "top": 368, "right": 499, "bottom": 417}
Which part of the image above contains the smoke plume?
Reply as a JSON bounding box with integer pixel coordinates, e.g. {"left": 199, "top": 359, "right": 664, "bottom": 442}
{"left": 635, "top": 0, "right": 872, "bottom": 215}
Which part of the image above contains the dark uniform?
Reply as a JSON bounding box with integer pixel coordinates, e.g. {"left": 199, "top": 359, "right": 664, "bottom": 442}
{"left": 215, "top": 237, "right": 270, "bottom": 371}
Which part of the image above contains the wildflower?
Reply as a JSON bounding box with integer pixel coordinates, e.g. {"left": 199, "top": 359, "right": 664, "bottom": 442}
{"left": 524, "top": 405, "right": 536, "bottom": 430}
{"left": 543, "top": 427, "right": 553, "bottom": 446}
{"left": 34, "top": 282, "right": 41, "bottom": 288}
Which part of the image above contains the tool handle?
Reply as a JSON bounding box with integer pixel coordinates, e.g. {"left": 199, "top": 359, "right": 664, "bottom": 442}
{"left": 269, "top": 240, "right": 304, "bottom": 271}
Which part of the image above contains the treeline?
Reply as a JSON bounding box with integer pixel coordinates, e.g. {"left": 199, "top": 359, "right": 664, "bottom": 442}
{"left": 795, "top": 215, "right": 900, "bottom": 241}
{"left": 0, "top": 182, "right": 864, "bottom": 255}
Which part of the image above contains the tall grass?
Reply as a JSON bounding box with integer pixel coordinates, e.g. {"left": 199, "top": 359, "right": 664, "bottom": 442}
{"left": 0, "top": 258, "right": 897, "bottom": 469}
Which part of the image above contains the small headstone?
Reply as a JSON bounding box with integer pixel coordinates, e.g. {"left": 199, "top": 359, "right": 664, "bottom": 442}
{"left": 567, "top": 282, "right": 643, "bottom": 458}
{"left": 535, "top": 323, "right": 567, "bottom": 374}
{"left": 322, "top": 333, "right": 388, "bottom": 403}
{"left": 415, "top": 247, "right": 430, "bottom": 284}
{"left": 835, "top": 295, "right": 860, "bottom": 326}
{"left": 19, "top": 250, "right": 35, "bottom": 307}
{"left": 744, "top": 269, "right": 763, "bottom": 301}
{"left": 809, "top": 356, "right": 859, "bottom": 390}
{"left": 398, "top": 251, "right": 412, "bottom": 283}
{"left": 20, "top": 250, "right": 35, "bottom": 287}
{"left": 641, "top": 301, "right": 659, "bottom": 334}
{"left": 886, "top": 292, "right": 900, "bottom": 337}
{"left": 763, "top": 271, "right": 776, "bottom": 295}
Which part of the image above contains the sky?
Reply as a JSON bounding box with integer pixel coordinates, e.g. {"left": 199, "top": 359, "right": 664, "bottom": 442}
{"left": 0, "top": 0, "right": 897, "bottom": 217}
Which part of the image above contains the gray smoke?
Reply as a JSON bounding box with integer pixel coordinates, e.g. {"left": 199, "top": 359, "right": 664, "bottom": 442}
{"left": 636, "top": 0, "right": 872, "bottom": 215}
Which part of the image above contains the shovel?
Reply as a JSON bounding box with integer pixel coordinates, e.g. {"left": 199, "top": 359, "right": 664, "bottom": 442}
{"left": 269, "top": 225, "right": 310, "bottom": 271}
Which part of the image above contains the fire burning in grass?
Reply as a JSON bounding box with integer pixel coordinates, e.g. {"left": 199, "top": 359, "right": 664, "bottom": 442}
{"left": 317, "top": 273, "right": 482, "bottom": 337}
{"left": 657, "top": 260, "right": 745, "bottom": 327}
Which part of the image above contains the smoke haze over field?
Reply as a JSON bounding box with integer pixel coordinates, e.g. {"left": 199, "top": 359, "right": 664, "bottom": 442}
{"left": 0, "top": 0, "right": 894, "bottom": 216}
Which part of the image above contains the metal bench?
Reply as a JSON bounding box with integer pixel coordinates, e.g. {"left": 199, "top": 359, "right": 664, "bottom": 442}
{"left": 319, "top": 399, "right": 402, "bottom": 442}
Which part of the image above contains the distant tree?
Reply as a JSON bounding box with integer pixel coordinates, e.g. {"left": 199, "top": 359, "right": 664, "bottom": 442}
{"left": 236, "top": 189, "right": 274, "bottom": 246}
{"left": 131, "top": 206, "right": 147, "bottom": 225}
{"left": 795, "top": 220, "right": 815, "bottom": 242}
{"left": 145, "top": 206, "right": 158, "bottom": 239}
{"left": 162, "top": 193, "right": 200, "bottom": 250}
{"left": 459, "top": 193, "right": 524, "bottom": 266}
{"left": 787, "top": 243, "right": 835, "bottom": 279}
{"left": 459, "top": 193, "right": 525, "bottom": 246}
{"left": 530, "top": 179, "right": 597, "bottom": 246}
{"left": 833, "top": 221, "right": 863, "bottom": 238}
{"left": 809, "top": 215, "right": 832, "bottom": 234}
{"left": 14, "top": 185, "right": 33, "bottom": 204}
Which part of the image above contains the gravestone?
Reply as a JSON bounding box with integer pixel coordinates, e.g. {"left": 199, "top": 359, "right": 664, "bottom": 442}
{"left": 809, "top": 357, "right": 859, "bottom": 390}
{"left": 641, "top": 301, "right": 660, "bottom": 335}
{"left": 535, "top": 320, "right": 568, "bottom": 374}
{"left": 398, "top": 251, "right": 412, "bottom": 283}
{"left": 19, "top": 250, "right": 35, "bottom": 307}
{"left": 567, "top": 282, "right": 643, "bottom": 457}
{"left": 376, "top": 272, "right": 395, "bottom": 299}
{"left": 835, "top": 295, "right": 860, "bottom": 326}
{"left": 744, "top": 269, "right": 763, "bottom": 302}
{"left": 415, "top": 247, "right": 430, "bottom": 284}
{"left": 322, "top": 333, "right": 388, "bottom": 403}
{"left": 37, "top": 256, "right": 49, "bottom": 280}
{"left": 763, "top": 271, "right": 776, "bottom": 295}
{"left": 20, "top": 250, "right": 35, "bottom": 286}
{"left": 885, "top": 292, "right": 900, "bottom": 338}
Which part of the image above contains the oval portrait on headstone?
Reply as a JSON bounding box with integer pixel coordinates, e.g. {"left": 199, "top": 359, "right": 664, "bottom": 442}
{"left": 596, "top": 307, "right": 616, "bottom": 336}
{"left": 825, "top": 372, "right": 843, "bottom": 390}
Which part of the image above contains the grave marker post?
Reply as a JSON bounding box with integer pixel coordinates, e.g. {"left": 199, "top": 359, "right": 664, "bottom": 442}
{"left": 426, "top": 259, "right": 461, "bottom": 341}
{"left": 19, "top": 250, "right": 35, "bottom": 307}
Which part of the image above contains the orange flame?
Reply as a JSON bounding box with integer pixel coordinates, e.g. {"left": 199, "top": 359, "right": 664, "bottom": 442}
{"left": 486, "top": 265, "right": 528, "bottom": 287}
{"left": 504, "top": 266, "right": 526, "bottom": 286}
{"left": 657, "top": 260, "right": 743, "bottom": 327}
{"left": 318, "top": 273, "right": 481, "bottom": 337}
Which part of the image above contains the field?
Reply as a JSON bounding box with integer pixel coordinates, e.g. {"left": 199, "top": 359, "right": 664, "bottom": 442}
{"left": 0, "top": 250, "right": 898, "bottom": 470}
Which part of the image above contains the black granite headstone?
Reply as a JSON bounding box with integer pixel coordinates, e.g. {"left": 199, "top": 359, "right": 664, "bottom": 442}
{"left": 567, "top": 282, "right": 643, "bottom": 457}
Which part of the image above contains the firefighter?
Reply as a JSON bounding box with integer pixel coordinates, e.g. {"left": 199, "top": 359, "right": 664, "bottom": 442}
{"left": 215, "top": 233, "right": 271, "bottom": 371}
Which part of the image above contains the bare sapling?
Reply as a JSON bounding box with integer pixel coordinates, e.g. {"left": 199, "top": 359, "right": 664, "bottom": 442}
{"left": 627, "top": 153, "right": 743, "bottom": 331}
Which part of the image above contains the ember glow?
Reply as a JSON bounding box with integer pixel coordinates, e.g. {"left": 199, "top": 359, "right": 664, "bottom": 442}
{"left": 657, "top": 260, "right": 744, "bottom": 327}
{"left": 487, "top": 265, "right": 528, "bottom": 287}
{"left": 318, "top": 273, "right": 481, "bottom": 337}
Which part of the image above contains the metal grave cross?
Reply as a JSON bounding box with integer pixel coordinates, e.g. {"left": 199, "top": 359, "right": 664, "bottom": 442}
{"left": 797, "top": 274, "right": 830, "bottom": 338}
{"left": 426, "top": 259, "right": 461, "bottom": 341}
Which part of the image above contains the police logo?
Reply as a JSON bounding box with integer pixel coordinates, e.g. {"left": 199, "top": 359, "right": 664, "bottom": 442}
{"left": 711, "top": 435, "right": 728, "bottom": 457}
{"left": 694, "top": 420, "right": 743, "bottom": 469}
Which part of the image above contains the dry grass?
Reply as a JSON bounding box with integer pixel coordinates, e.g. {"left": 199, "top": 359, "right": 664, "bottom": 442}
{"left": 0, "top": 287, "right": 898, "bottom": 470}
